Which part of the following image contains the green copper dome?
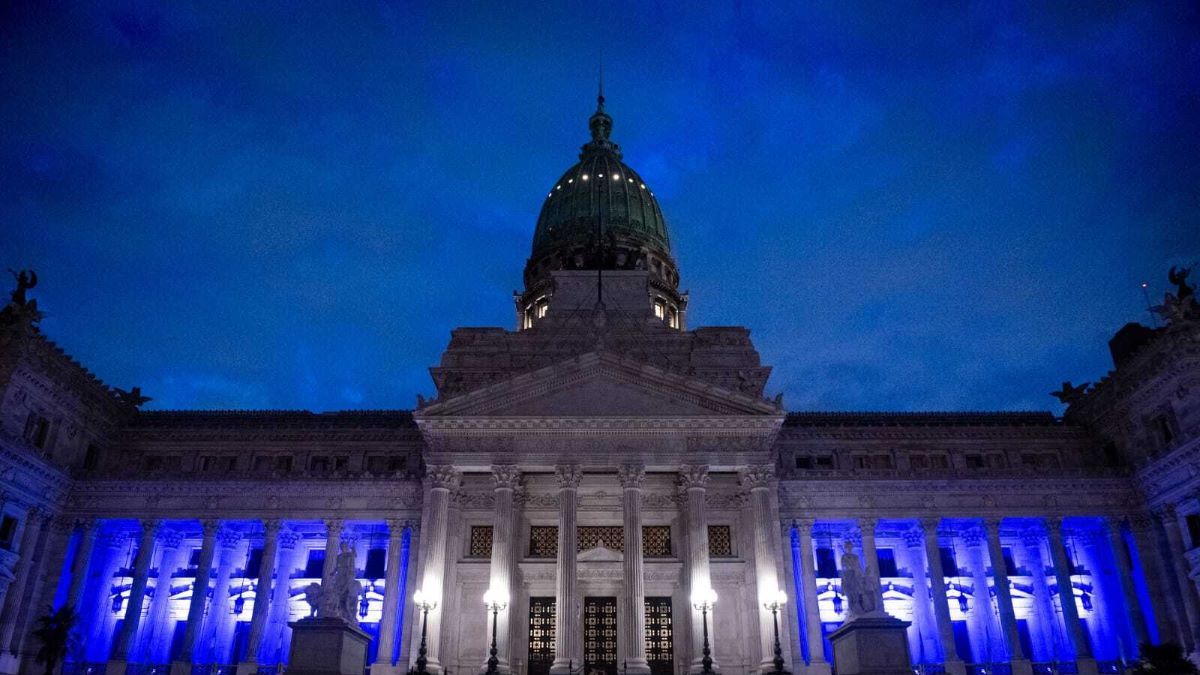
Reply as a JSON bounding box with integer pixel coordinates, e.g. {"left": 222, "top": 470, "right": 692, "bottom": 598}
{"left": 528, "top": 95, "right": 671, "bottom": 266}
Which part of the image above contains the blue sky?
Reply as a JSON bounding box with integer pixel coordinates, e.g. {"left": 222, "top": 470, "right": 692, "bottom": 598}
{"left": 2, "top": 1, "right": 1197, "bottom": 412}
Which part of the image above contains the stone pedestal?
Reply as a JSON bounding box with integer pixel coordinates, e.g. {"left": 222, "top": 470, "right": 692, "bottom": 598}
{"left": 287, "top": 618, "right": 372, "bottom": 675}
{"left": 828, "top": 615, "right": 912, "bottom": 675}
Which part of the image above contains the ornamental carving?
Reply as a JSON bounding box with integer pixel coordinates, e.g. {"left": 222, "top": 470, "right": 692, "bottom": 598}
{"left": 159, "top": 529, "right": 184, "bottom": 549}
{"left": 427, "top": 465, "right": 461, "bottom": 490}
{"left": 901, "top": 527, "right": 924, "bottom": 549}
{"left": 218, "top": 528, "right": 243, "bottom": 550}
{"left": 739, "top": 464, "right": 773, "bottom": 490}
{"left": 555, "top": 464, "right": 583, "bottom": 489}
{"left": 617, "top": 464, "right": 645, "bottom": 489}
{"left": 678, "top": 465, "right": 709, "bottom": 490}
{"left": 961, "top": 527, "right": 985, "bottom": 548}
{"left": 492, "top": 465, "right": 522, "bottom": 490}
{"left": 278, "top": 528, "right": 302, "bottom": 549}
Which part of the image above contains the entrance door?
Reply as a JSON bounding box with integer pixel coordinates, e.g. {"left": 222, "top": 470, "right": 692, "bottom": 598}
{"left": 584, "top": 596, "right": 618, "bottom": 675}
{"left": 528, "top": 597, "right": 556, "bottom": 675}
{"left": 644, "top": 597, "right": 674, "bottom": 675}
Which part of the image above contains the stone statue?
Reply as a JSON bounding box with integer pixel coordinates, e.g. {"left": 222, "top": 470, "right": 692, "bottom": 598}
{"left": 839, "top": 540, "right": 877, "bottom": 618}
{"left": 1051, "top": 381, "right": 1091, "bottom": 406}
{"left": 8, "top": 269, "right": 37, "bottom": 306}
{"left": 303, "top": 582, "right": 322, "bottom": 617}
{"left": 1169, "top": 265, "right": 1194, "bottom": 301}
{"left": 114, "top": 386, "right": 152, "bottom": 409}
{"left": 318, "top": 542, "right": 363, "bottom": 624}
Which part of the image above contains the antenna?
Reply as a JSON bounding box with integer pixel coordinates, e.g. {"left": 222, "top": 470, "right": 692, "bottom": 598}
{"left": 1141, "top": 281, "right": 1159, "bottom": 327}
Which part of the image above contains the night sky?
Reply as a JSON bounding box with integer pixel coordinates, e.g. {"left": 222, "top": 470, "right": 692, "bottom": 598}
{"left": 2, "top": 1, "right": 1198, "bottom": 412}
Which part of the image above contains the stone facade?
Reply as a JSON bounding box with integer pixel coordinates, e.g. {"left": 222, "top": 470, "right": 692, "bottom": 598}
{"left": 0, "top": 99, "right": 1196, "bottom": 675}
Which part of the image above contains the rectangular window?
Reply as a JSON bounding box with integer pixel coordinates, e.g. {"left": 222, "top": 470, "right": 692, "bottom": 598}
{"left": 795, "top": 456, "right": 814, "bottom": 470}
{"left": 964, "top": 454, "right": 984, "bottom": 469}
{"left": 528, "top": 597, "right": 556, "bottom": 675}
{"left": 910, "top": 455, "right": 929, "bottom": 470}
{"left": 929, "top": 454, "right": 950, "bottom": 469}
{"left": 815, "top": 546, "right": 838, "bottom": 578}
{"left": 83, "top": 444, "right": 100, "bottom": 471}
{"left": 985, "top": 453, "right": 1007, "bottom": 468}
{"left": 246, "top": 547, "right": 264, "bottom": 578}
{"left": 939, "top": 547, "right": 959, "bottom": 576}
{"left": 814, "top": 455, "right": 834, "bottom": 469}
{"left": 876, "top": 548, "right": 898, "bottom": 577}
{"left": 1186, "top": 515, "right": 1200, "bottom": 550}
{"left": 642, "top": 526, "right": 672, "bottom": 557}
{"left": 1001, "top": 546, "right": 1018, "bottom": 576}
{"left": 366, "top": 455, "right": 407, "bottom": 475}
{"left": 0, "top": 516, "right": 18, "bottom": 550}
{"left": 530, "top": 526, "right": 558, "bottom": 558}
{"left": 199, "top": 456, "right": 235, "bottom": 473}
{"left": 645, "top": 597, "right": 674, "bottom": 675}
{"left": 583, "top": 597, "right": 618, "bottom": 674}
{"left": 188, "top": 548, "right": 202, "bottom": 568}
{"left": 310, "top": 456, "right": 330, "bottom": 472}
{"left": 365, "top": 548, "right": 387, "bottom": 578}
{"left": 578, "top": 526, "right": 624, "bottom": 553}
{"left": 253, "top": 456, "right": 273, "bottom": 472}
{"left": 23, "top": 412, "right": 50, "bottom": 449}
{"left": 304, "top": 549, "right": 325, "bottom": 578}
{"left": 1155, "top": 414, "right": 1175, "bottom": 447}
{"left": 470, "top": 526, "right": 494, "bottom": 558}
{"left": 708, "top": 525, "right": 733, "bottom": 557}
{"left": 275, "top": 455, "right": 293, "bottom": 472}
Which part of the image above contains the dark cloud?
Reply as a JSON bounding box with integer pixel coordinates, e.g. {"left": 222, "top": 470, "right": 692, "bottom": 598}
{"left": 2, "top": 0, "right": 1197, "bottom": 412}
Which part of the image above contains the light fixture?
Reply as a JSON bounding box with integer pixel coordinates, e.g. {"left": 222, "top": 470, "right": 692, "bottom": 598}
{"left": 359, "top": 591, "right": 370, "bottom": 619}
{"left": 414, "top": 588, "right": 438, "bottom": 675}
{"left": 582, "top": 174, "right": 589, "bottom": 180}
{"left": 484, "top": 587, "right": 510, "bottom": 675}
{"left": 691, "top": 587, "right": 717, "bottom": 610}
{"left": 111, "top": 593, "right": 124, "bottom": 615}
{"left": 1080, "top": 590, "right": 1093, "bottom": 611}
{"left": 762, "top": 588, "right": 789, "bottom": 675}
{"left": 483, "top": 587, "right": 510, "bottom": 611}
{"left": 691, "top": 587, "right": 717, "bottom": 674}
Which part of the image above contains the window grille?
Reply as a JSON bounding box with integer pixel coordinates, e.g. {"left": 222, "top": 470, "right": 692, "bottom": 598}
{"left": 527, "top": 597, "right": 556, "bottom": 675}
{"left": 530, "top": 526, "right": 558, "bottom": 558}
{"left": 708, "top": 525, "right": 733, "bottom": 557}
{"left": 578, "top": 526, "right": 624, "bottom": 552}
{"left": 583, "top": 597, "right": 618, "bottom": 675}
{"left": 469, "top": 526, "right": 494, "bottom": 558}
{"left": 642, "top": 526, "right": 672, "bottom": 557}
{"left": 645, "top": 597, "right": 674, "bottom": 675}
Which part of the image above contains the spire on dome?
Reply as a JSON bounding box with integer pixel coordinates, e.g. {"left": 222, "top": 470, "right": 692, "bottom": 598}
{"left": 585, "top": 69, "right": 616, "bottom": 155}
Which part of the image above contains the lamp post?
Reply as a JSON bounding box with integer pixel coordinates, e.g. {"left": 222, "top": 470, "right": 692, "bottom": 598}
{"left": 414, "top": 589, "right": 438, "bottom": 675}
{"left": 762, "top": 589, "right": 789, "bottom": 675}
{"left": 483, "top": 588, "right": 510, "bottom": 675}
{"left": 691, "top": 587, "right": 718, "bottom": 675}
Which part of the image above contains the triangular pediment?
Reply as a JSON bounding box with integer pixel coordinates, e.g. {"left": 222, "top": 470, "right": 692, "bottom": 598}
{"left": 416, "top": 351, "right": 780, "bottom": 418}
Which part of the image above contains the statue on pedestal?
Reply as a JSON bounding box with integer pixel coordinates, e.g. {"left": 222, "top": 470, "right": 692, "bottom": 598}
{"left": 316, "top": 542, "right": 362, "bottom": 624}
{"left": 839, "top": 540, "right": 879, "bottom": 618}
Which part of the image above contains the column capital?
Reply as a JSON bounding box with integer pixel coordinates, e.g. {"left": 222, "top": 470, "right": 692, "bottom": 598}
{"left": 324, "top": 517, "right": 345, "bottom": 533}
{"left": 983, "top": 516, "right": 1006, "bottom": 533}
{"left": 555, "top": 464, "right": 583, "bottom": 489}
{"left": 793, "top": 517, "right": 815, "bottom": 532}
{"left": 217, "top": 527, "right": 243, "bottom": 550}
{"left": 902, "top": 526, "right": 924, "bottom": 549}
{"left": 1044, "top": 515, "right": 1066, "bottom": 535}
{"left": 160, "top": 529, "right": 184, "bottom": 550}
{"left": 618, "top": 464, "right": 646, "bottom": 489}
{"left": 262, "top": 519, "right": 282, "bottom": 536}
{"left": 856, "top": 516, "right": 878, "bottom": 533}
{"left": 918, "top": 516, "right": 942, "bottom": 531}
{"left": 427, "top": 465, "right": 461, "bottom": 491}
{"left": 385, "top": 517, "right": 406, "bottom": 532}
{"left": 100, "top": 530, "right": 128, "bottom": 550}
{"left": 492, "top": 465, "right": 522, "bottom": 490}
{"left": 961, "top": 525, "right": 985, "bottom": 548}
{"left": 278, "top": 527, "right": 302, "bottom": 549}
{"left": 76, "top": 517, "right": 99, "bottom": 534}
{"left": 678, "top": 464, "right": 709, "bottom": 490}
{"left": 199, "top": 519, "right": 220, "bottom": 538}
{"left": 739, "top": 464, "right": 774, "bottom": 490}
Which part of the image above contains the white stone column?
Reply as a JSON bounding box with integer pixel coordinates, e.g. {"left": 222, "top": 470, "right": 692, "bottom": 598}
{"left": 418, "top": 465, "right": 459, "bottom": 675}
{"left": 372, "top": 519, "right": 410, "bottom": 675}
{"left": 236, "top": 519, "right": 280, "bottom": 675}
{"left": 961, "top": 526, "right": 1000, "bottom": 665}
{"left": 1079, "top": 528, "right": 1119, "bottom": 660}
{"left": 203, "top": 527, "right": 242, "bottom": 664}
{"left": 0, "top": 508, "right": 48, "bottom": 653}
{"left": 89, "top": 531, "right": 130, "bottom": 662}
{"left": 141, "top": 528, "right": 185, "bottom": 663}
{"left": 65, "top": 519, "right": 100, "bottom": 613}
{"left": 1130, "top": 515, "right": 1183, "bottom": 649}
{"left": 481, "top": 466, "right": 520, "bottom": 675}
{"left": 171, "top": 520, "right": 217, "bottom": 675}
{"left": 396, "top": 522, "right": 421, "bottom": 668}
{"left": 619, "top": 464, "right": 651, "bottom": 675}
{"left": 114, "top": 519, "right": 162, "bottom": 673}
{"left": 920, "top": 518, "right": 965, "bottom": 675}
{"left": 680, "top": 465, "right": 718, "bottom": 674}
{"left": 1019, "top": 529, "right": 1057, "bottom": 662}
{"left": 263, "top": 527, "right": 302, "bottom": 665}
{"left": 794, "top": 520, "right": 831, "bottom": 675}
{"left": 983, "top": 518, "right": 1031, "bottom": 675}
{"left": 743, "top": 466, "right": 785, "bottom": 673}
{"left": 1164, "top": 506, "right": 1200, "bottom": 654}
{"left": 902, "top": 526, "right": 940, "bottom": 665}
{"left": 1105, "top": 518, "right": 1148, "bottom": 651}
{"left": 856, "top": 517, "right": 883, "bottom": 613}
{"left": 1045, "top": 518, "right": 1098, "bottom": 675}
{"left": 550, "top": 464, "right": 583, "bottom": 675}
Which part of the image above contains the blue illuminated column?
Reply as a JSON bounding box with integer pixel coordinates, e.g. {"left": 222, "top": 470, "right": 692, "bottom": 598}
{"left": 87, "top": 531, "right": 130, "bottom": 661}
{"left": 984, "top": 518, "right": 1030, "bottom": 675}
{"left": 110, "top": 520, "right": 162, "bottom": 673}
{"left": 236, "top": 519, "right": 280, "bottom": 675}
{"left": 202, "top": 527, "right": 242, "bottom": 664}
{"left": 395, "top": 523, "right": 419, "bottom": 668}
{"left": 1019, "top": 528, "right": 1058, "bottom": 662}
{"left": 261, "top": 527, "right": 302, "bottom": 666}
{"left": 901, "top": 526, "right": 940, "bottom": 663}
{"left": 919, "top": 518, "right": 964, "bottom": 675}
{"left": 1129, "top": 516, "right": 1181, "bottom": 646}
{"left": 1079, "top": 526, "right": 1122, "bottom": 661}
{"left": 792, "top": 519, "right": 830, "bottom": 675}
{"left": 170, "top": 520, "right": 219, "bottom": 675}
{"left": 1045, "top": 518, "right": 1098, "bottom": 675}
{"left": 64, "top": 519, "right": 100, "bottom": 614}
{"left": 373, "top": 519, "right": 411, "bottom": 675}
{"left": 140, "top": 528, "right": 185, "bottom": 664}
{"left": 962, "top": 526, "right": 1001, "bottom": 664}
{"left": 1106, "top": 518, "right": 1149, "bottom": 651}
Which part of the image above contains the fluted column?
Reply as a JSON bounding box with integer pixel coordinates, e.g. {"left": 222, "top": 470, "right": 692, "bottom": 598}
{"left": 263, "top": 527, "right": 302, "bottom": 665}
{"left": 203, "top": 528, "right": 242, "bottom": 664}
{"left": 482, "top": 466, "right": 521, "bottom": 675}
{"left": 141, "top": 528, "right": 185, "bottom": 663}
{"left": 0, "top": 508, "right": 48, "bottom": 655}
{"left": 902, "top": 526, "right": 940, "bottom": 664}
{"left": 112, "top": 520, "right": 162, "bottom": 672}
{"left": 371, "top": 519, "right": 409, "bottom": 675}
{"left": 744, "top": 466, "right": 786, "bottom": 672}
{"left": 856, "top": 517, "right": 883, "bottom": 613}
{"left": 396, "top": 522, "right": 421, "bottom": 668}
{"left": 920, "top": 518, "right": 965, "bottom": 675}
{"left": 88, "top": 531, "right": 129, "bottom": 661}
{"left": 794, "top": 520, "right": 830, "bottom": 675}
{"left": 1045, "top": 518, "right": 1098, "bottom": 675}
{"left": 1163, "top": 507, "right": 1200, "bottom": 654}
{"left": 1104, "top": 519, "right": 1148, "bottom": 651}
{"left": 65, "top": 519, "right": 100, "bottom": 613}
{"left": 322, "top": 519, "right": 344, "bottom": 588}
{"left": 619, "top": 464, "right": 651, "bottom": 675}
{"left": 962, "top": 526, "right": 1001, "bottom": 664}
{"left": 236, "top": 519, "right": 280, "bottom": 675}
{"left": 983, "top": 519, "right": 1030, "bottom": 674}
{"left": 417, "top": 465, "right": 459, "bottom": 675}
{"left": 1020, "top": 529, "right": 1058, "bottom": 662}
{"left": 680, "top": 465, "right": 718, "bottom": 674}
{"left": 1130, "top": 515, "right": 1183, "bottom": 648}
{"left": 550, "top": 464, "right": 583, "bottom": 675}
{"left": 170, "top": 520, "right": 218, "bottom": 675}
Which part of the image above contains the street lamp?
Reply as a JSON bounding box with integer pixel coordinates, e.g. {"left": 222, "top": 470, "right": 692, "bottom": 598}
{"left": 483, "top": 588, "right": 510, "bottom": 675}
{"left": 691, "top": 587, "right": 718, "bottom": 675}
{"left": 762, "top": 589, "right": 789, "bottom": 675}
{"left": 414, "top": 589, "right": 439, "bottom": 675}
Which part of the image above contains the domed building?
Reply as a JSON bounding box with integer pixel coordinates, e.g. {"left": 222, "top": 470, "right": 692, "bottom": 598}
{"left": 0, "top": 92, "right": 1197, "bottom": 675}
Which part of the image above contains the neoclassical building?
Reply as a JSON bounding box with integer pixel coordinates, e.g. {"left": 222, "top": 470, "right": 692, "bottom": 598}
{"left": 0, "top": 94, "right": 1197, "bottom": 675}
